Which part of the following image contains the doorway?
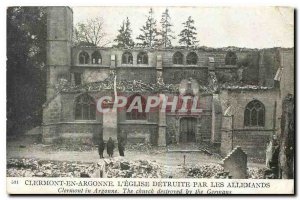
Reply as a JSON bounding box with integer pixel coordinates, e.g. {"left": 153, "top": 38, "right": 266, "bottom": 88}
{"left": 180, "top": 117, "right": 197, "bottom": 143}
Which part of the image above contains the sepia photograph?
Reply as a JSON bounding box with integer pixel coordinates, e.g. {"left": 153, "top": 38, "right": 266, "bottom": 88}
{"left": 6, "top": 5, "right": 294, "bottom": 194}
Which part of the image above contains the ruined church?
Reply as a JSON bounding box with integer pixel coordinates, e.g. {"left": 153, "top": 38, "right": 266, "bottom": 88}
{"left": 43, "top": 7, "right": 294, "bottom": 158}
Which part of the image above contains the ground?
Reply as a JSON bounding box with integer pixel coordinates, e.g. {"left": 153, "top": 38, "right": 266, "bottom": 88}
{"left": 6, "top": 137, "right": 266, "bottom": 178}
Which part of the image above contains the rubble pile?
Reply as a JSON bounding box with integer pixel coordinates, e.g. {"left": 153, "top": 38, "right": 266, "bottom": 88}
{"left": 220, "top": 83, "right": 272, "bottom": 90}
{"left": 213, "top": 172, "right": 232, "bottom": 179}
{"left": 58, "top": 75, "right": 180, "bottom": 94}
{"left": 7, "top": 158, "right": 267, "bottom": 179}
{"left": 186, "top": 164, "right": 224, "bottom": 178}
{"left": 7, "top": 158, "right": 97, "bottom": 177}
{"left": 7, "top": 158, "right": 163, "bottom": 178}
{"left": 186, "top": 164, "right": 267, "bottom": 179}
{"left": 104, "top": 158, "right": 163, "bottom": 178}
{"left": 247, "top": 167, "right": 267, "bottom": 179}
{"left": 54, "top": 70, "right": 215, "bottom": 94}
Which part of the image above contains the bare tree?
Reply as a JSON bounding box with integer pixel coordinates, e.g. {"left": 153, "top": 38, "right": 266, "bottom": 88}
{"left": 73, "top": 17, "right": 110, "bottom": 47}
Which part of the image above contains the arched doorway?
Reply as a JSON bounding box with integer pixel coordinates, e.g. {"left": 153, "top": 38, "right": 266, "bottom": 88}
{"left": 180, "top": 117, "right": 197, "bottom": 143}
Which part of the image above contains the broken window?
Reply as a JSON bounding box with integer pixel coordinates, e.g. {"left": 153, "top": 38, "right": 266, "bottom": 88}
{"left": 126, "top": 94, "right": 147, "bottom": 120}
{"left": 79, "top": 51, "right": 90, "bottom": 64}
{"left": 75, "top": 94, "right": 96, "bottom": 120}
{"left": 122, "top": 52, "right": 133, "bottom": 64}
{"left": 173, "top": 52, "right": 184, "bottom": 65}
{"left": 186, "top": 52, "right": 198, "bottom": 65}
{"left": 137, "top": 52, "right": 148, "bottom": 64}
{"left": 91, "top": 51, "right": 102, "bottom": 64}
{"left": 225, "top": 51, "right": 237, "bottom": 65}
{"left": 244, "top": 100, "right": 265, "bottom": 127}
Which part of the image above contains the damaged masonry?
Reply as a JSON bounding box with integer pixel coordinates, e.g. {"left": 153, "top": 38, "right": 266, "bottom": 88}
{"left": 7, "top": 6, "right": 294, "bottom": 184}
{"left": 42, "top": 7, "right": 294, "bottom": 160}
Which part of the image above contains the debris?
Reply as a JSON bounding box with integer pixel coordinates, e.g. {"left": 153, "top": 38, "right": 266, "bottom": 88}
{"left": 120, "top": 162, "right": 130, "bottom": 170}
{"left": 7, "top": 158, "right": 267, "bottom": 179}
{"left": 248, "top": 167, "right": 267, "bottom": 179}
{"left": 6, "top": 158, "right": 162, "bottom": 178}
{"left": 186, "top": 164, "right": 224, "bottom": 178}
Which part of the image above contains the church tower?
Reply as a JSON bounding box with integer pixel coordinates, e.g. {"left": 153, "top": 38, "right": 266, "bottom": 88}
{"left": 46, "top": 7, "right": 73, "bottom": 99}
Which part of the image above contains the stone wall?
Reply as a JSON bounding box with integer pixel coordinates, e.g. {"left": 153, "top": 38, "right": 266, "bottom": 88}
{"left": 69, "top": 46, "right": 288, "bottom": 89}
{"left": 43, "top": 122, "right": 102, "bottom": 144}
{"left": 220, "top": 128, "right": 272, "bottom": 158}
{"left": 42, "top": 91, "right": 104, "bottom": 144}
{"left": 232, "top": 129, "right": 272, "bottom": 158}
{"left": 70, "top": 47, "right": 257, "bottom": 86}
{"left": 117, "top": 97, "right": 159, "bottom": 145}
{"left": 258, "top": 49, "right": 279, "bottom": 87}
{"left": 118, "top": 122, "right": 158, "bottom": 145}
{"left": 163, "top": 67, "right": 208, "bottom": 85}
{"left": 219, "top": 89, "right": 278, "bottom": 129}
{"left": 117, "top": 68, "right": 157, "bottom": 83}
{"left": 46, "top": 7, "right": 73, "bottom": 99}
{"left": 219, "top": 89, "right": 278, "bottom": 159}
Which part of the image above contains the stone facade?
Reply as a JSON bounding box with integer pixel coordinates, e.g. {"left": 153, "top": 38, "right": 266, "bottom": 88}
{"left": 42, "top": 7, "right": 294, "bottom": 159}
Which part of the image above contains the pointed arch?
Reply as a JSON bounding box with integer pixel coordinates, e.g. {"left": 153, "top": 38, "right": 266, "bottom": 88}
{"left": 173, "top": 51, "right": 184, "bottom": 64}
{"left": 186, "top": 52, "right": 198, "bottom": 65}
{"left": 126, "top": 94, "right": 147, "bottom": 120}
{"left": 244, "top": 100, "right": 265, "bottom": 127}
{"left": 225, "top": 51, "right": 237, "bottom": 65}
{"left": 79, "top": 51, "right": 90, "bottom": 64}
{"left": 75, "top": 94, "right": 96, "bottom": 120}
{"left": 137, "top": 52, "right": 148, "bottom": 64}
{"left": 122, "top": 51, "right": 133, "bottom": 64}
{"left": 91, "top": 51, "right": 102, "bottom": 64}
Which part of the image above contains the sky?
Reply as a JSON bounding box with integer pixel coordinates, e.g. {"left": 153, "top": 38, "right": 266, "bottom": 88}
{"left": 72, "top": 6, "right": 294, "bottom": 48}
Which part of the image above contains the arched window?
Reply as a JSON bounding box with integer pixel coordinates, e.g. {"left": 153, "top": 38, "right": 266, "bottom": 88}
{"left": 79, "top": 51, "right": 90, "bottom": 64}
{"left": 225, "top": 51, "right": 237, "bottom": 65}
{"left": 173, "top": 52, "right": 184, "bottom": 65}
{"left": 186, "top": 52, "right": 198, "bottom": 65}
{"left": 91, "top": 51, "right": 102, "bottom": 64}
{"left": 122, "top": 52, "right": 133, "bottom": 64}
{"left": 244, "top": 100, "right": 265, "bottom": 127}
{"left": 137, "top": 52, "right": 148, "bottom": 64}
{"left": 75, "top": 94, "right": 96, "bottom": 120}
{"left": 126, "top": 94, "right": 147, "bottom": 120}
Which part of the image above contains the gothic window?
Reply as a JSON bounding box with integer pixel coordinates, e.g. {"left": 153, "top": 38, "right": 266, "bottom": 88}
{"left": 122, "top": 52, "right": 133, "bottom": 64}
{"left": 126, "top": 94, "right": 147, "bottom": 120}
{"left": 91, "top": 51, "right": 102, "bottom": 64}
{"left": 225, "top": 51, "right": 237, "bottom": 65}
{"left": 79, "top": 51, "right": 90, "bottom": 64}
{"left": 186, "top": 52, "right": 198, "bottom": 65}
{"left": 137, "top": 52, "right": 148, "bottom": 64}
{"left": 75, "top": 94, "right": 96, "bottom": 120}
{"left": 173, "top": 52, "right": 184, "bottom": 65}
{"left": 244, "top": 100, "right": 265, "bottom": 127}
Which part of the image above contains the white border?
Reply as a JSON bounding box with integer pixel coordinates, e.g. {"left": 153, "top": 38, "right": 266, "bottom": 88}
{"left": 1, "top": 0, "right": 298, "bottom": 199}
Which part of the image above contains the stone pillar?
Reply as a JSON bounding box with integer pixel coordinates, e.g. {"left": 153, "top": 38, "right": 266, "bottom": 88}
{"left": 158, "top": 94, "right": 166, "bottom": 146}
{"left": 211, "top": 94, "right": 222, "bottom": 143}
{"left": 102, "top": 102, "right": 118, "bottom": 142}
{"left": 110, "top": 55, "right": 116, "bottom": 68}
{"left": 156, "top": 56, "right": 166, "bottom": 146}
{"left": 208, "top": 57, "right": 215, "bottom": 70}
{"left": 220, "top": 115, "right": 233, "bottom": 156}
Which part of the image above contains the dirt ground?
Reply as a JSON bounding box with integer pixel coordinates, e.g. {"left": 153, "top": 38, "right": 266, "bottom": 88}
{"left": 6, "top": 138, "right": 265, "bottom": 169}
